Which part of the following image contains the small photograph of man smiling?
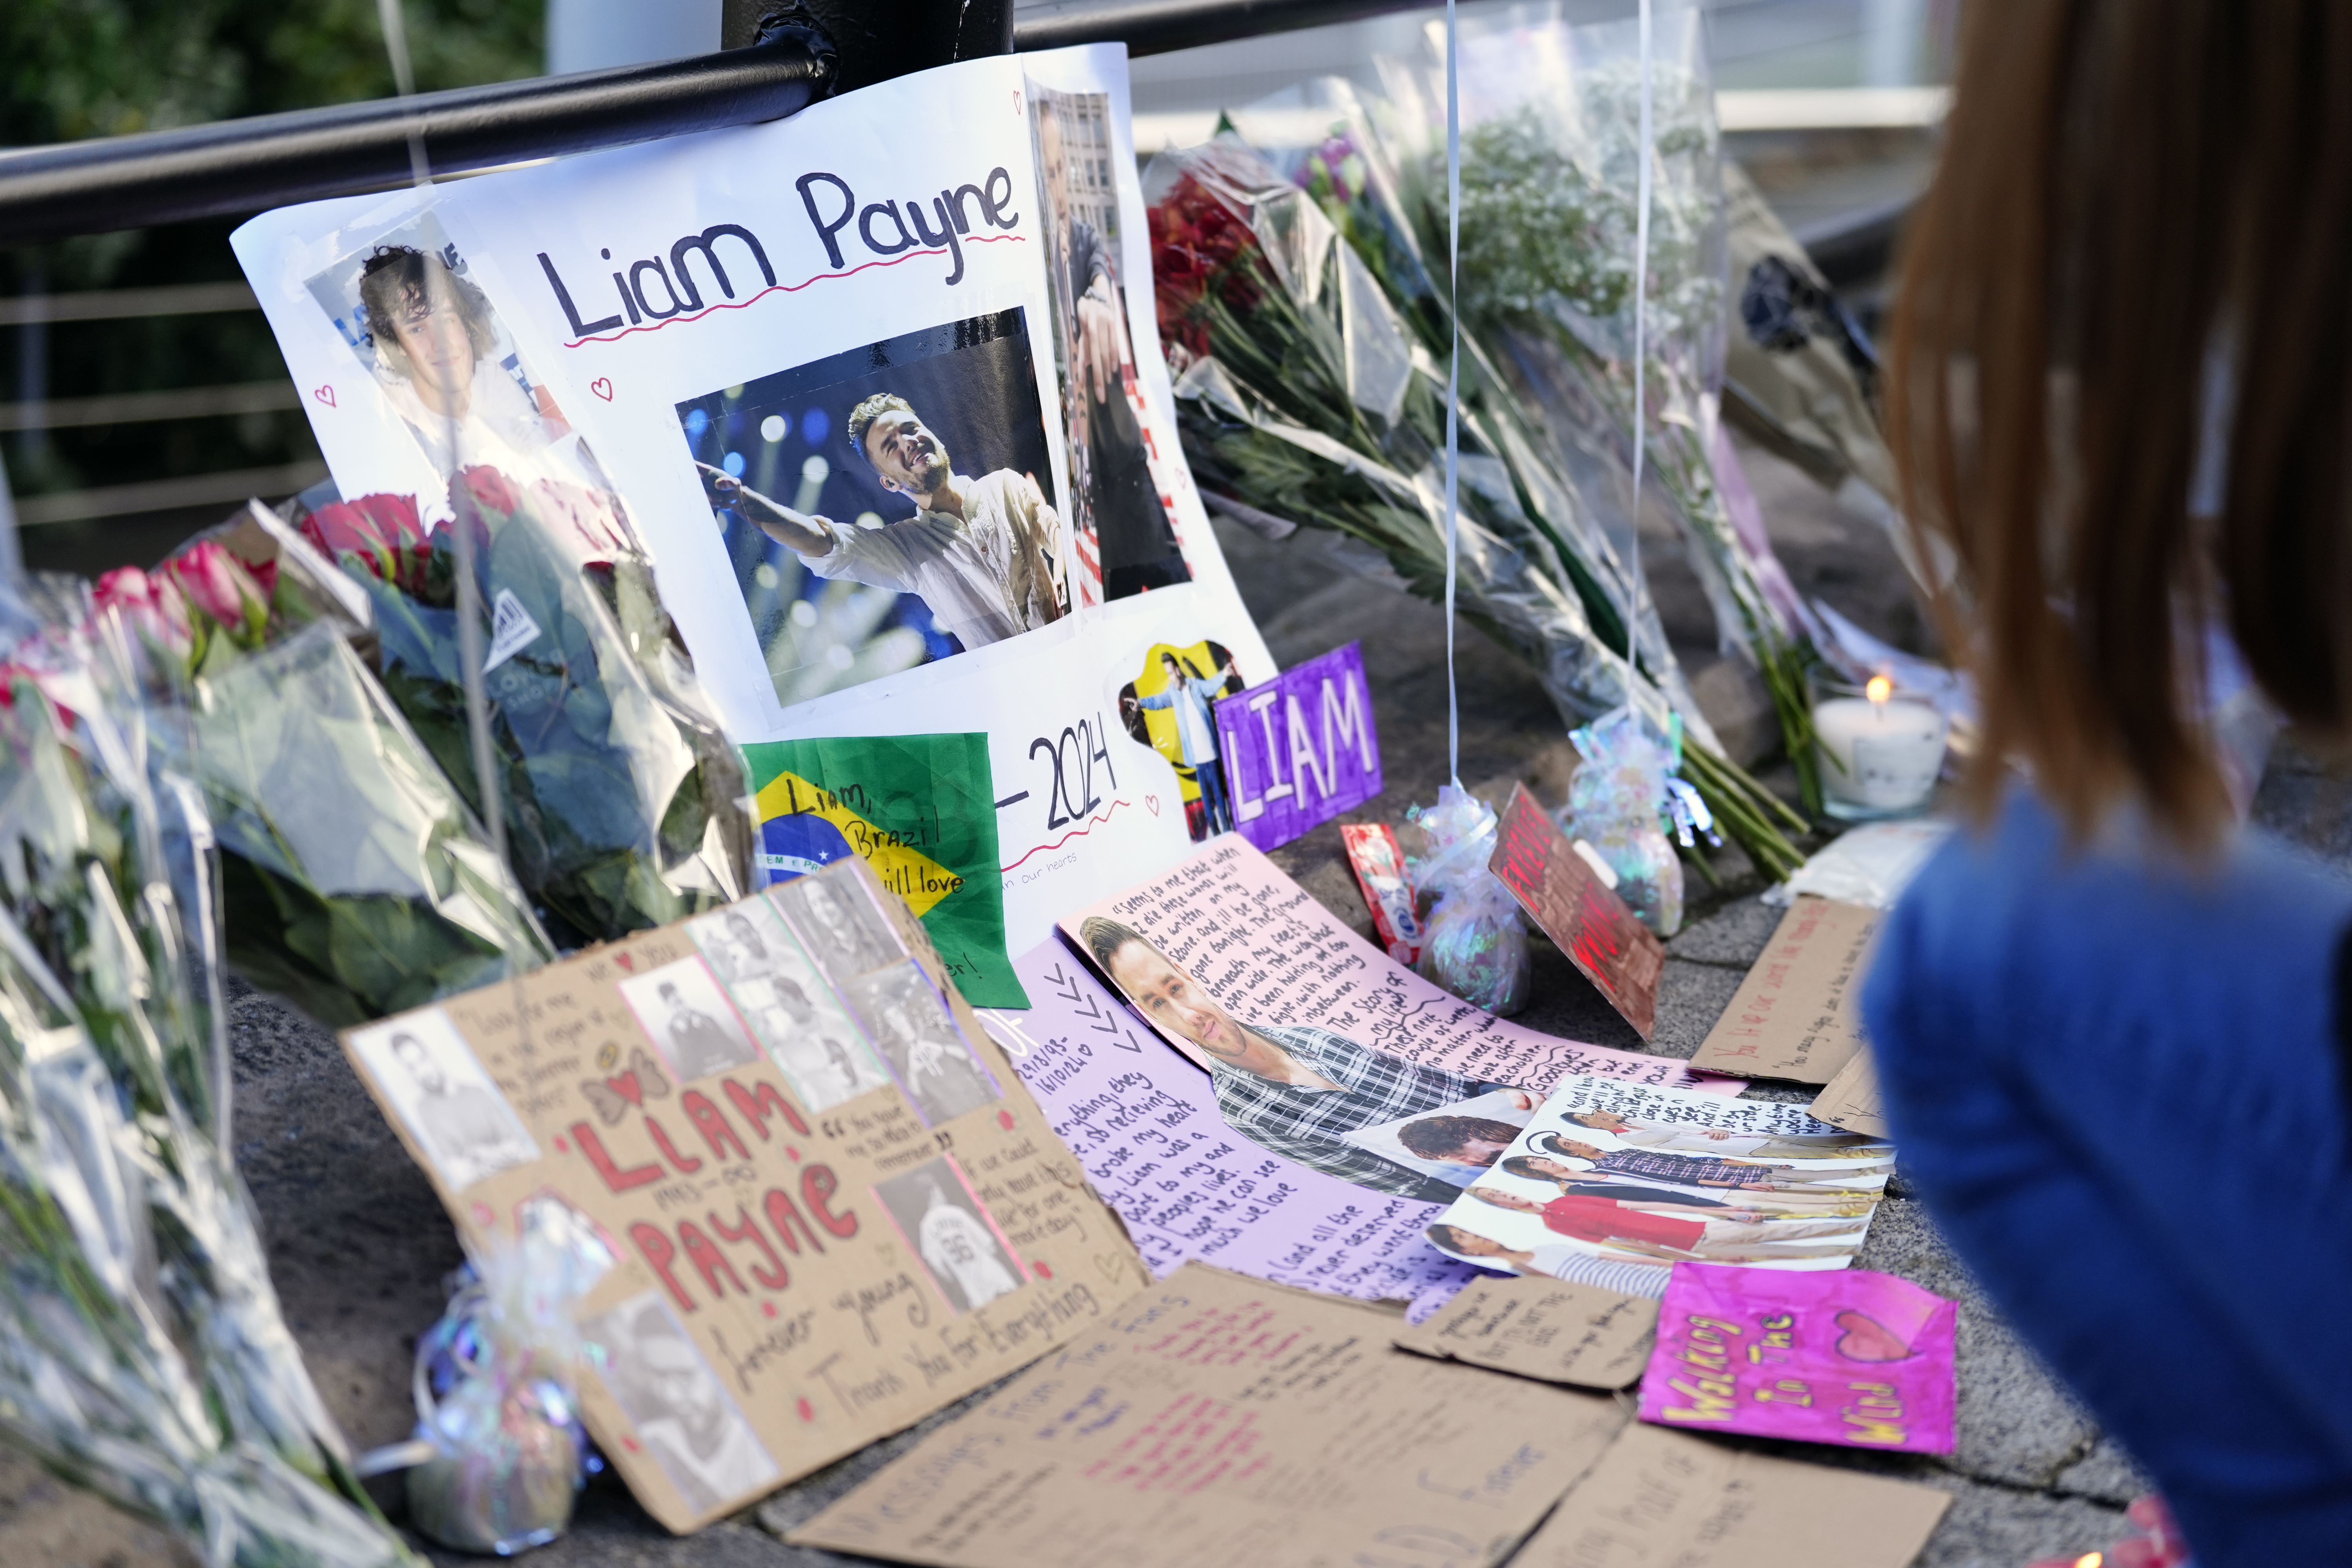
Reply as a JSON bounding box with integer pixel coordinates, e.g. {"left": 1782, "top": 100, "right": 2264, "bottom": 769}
{"left": 677, "top": 309, "right": 1070, "bottom": 706}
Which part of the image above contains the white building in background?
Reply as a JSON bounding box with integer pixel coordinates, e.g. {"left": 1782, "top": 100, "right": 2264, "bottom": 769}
{"left": 546, "top": 0, "right": 722, "bottom": 74}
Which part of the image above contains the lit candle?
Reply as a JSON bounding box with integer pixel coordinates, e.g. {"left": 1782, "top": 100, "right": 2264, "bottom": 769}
{"left": 1811, "top": 673, "right": 1947, "bottom": 817}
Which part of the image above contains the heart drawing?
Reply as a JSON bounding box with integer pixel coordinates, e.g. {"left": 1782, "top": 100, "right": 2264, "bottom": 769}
{"left": 1833, "top": 1309, "right": 1919, "bottom": 1363}
{"left": 312, "top": 385, "right": 336, "bottom": 407}
{"left": 589, "top": 377, "right": 614, "bottom": 401}
{"left": 613, "top": 952, "right": 635, "bottom": 972}
{"left": 1144, "top": 795, "right": 1160, "bottom": 817}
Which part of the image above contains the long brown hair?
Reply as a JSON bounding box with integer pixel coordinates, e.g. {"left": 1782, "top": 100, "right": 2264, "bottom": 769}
{"left": 1889, "top": 3, "right": 2352, "bottom": 846}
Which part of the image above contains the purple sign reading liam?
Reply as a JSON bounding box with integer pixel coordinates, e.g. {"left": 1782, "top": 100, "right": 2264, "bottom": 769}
{"left": 1212, "top": 641, "right": 1383, "bottom": 852}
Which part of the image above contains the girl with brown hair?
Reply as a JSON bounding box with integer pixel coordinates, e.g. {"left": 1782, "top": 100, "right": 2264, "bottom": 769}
{"left": 1862, "top": 4, "right": 2352, "bottom": 1561}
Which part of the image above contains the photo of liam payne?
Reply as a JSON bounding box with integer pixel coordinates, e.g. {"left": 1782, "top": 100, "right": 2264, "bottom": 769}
{"left": 700, "top": 390, "right": 1065, "bottom": 651}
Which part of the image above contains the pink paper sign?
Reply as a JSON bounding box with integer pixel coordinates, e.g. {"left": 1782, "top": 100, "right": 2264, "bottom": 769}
{"left": 1638, "top": 1263, "right": 1957, "bottom": 1454}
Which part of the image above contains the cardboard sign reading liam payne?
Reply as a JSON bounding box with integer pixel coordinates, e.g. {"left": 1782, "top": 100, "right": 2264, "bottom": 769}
{"left": 1211, "top": 640, "right": 1383, "bottom": 852}
{"left": 340, "top": 860, "right": 1144, "bottom": 1534}
{"left": 1063, "top": 838, "right": 1722, "bottom": 1096}
{"left": 231, "top": 45, "right": 1272, "bottom": 957}
{"left": 1491, "top": 784, "right": 1666, "bottom": 1040}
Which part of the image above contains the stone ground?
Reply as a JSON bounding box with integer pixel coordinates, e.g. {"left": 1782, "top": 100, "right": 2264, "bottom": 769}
{"left": 11, "top": 433, "right": 2343, "bottom": 1565}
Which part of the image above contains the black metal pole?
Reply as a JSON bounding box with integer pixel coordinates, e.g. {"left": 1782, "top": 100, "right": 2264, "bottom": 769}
{"left": 1014, "top": 0, "right": 1431, "bottom": 56}
{"left": 0, "top": 0, "right": 1426, "bottom": 248}
{"left": 724, "top": 0, "right": 1014, "bottom": 91}
{"left": 0, "top": 32, "right": 835, "bottom": 246}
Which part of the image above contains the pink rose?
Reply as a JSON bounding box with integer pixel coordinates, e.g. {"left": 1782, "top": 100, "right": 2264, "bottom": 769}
{"left": 94, "top": 565, "right": 197, "bottom": 666}
{"left": 164, "top": 539, "right": 270, "bottom": 645}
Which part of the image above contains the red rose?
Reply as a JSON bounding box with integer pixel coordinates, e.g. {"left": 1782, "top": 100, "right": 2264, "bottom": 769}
{"left": 303, "top": 492, "right": 430, "bottom": 592}
{"left": 455, "top": 466, "right": 523, "bottom": 523}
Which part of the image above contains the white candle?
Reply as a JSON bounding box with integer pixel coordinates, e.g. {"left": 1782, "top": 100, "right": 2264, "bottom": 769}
{"left": 1812, "top": 678, "right": 1945, "bottom": 814}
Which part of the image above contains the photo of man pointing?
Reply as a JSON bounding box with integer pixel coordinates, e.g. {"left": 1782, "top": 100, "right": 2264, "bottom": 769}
{"left": 700, "top": 387, "right": 1064, "bottom": 652}
{"left": 682, "top": 308, "right": 1072, "bottom": 696}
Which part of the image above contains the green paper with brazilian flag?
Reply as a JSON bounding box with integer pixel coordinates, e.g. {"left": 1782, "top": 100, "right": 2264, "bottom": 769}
{"left": 740, "top": 733, "right": 1028, "bottom": 1007}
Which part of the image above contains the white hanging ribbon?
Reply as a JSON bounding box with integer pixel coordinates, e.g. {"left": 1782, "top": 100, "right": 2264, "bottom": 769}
{"left": 1628, "top": 0, "right": 1655, "bottom": 675}
{"left": 1443, "top": 0, "right": 1463, "bottom": 788}
{"left": 375, "top": 0, "right": 510, "bottom": 882}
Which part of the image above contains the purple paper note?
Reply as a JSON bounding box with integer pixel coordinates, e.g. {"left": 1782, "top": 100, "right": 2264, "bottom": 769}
{"left": 1639, "top": 1263, "right": 1958, "bottom": 1454}
{"left": 1212, "top": 641, "right": 1383, "bottom": 853}
{"left": 980, "top": 936, "right": 1477, "bottom": 1318}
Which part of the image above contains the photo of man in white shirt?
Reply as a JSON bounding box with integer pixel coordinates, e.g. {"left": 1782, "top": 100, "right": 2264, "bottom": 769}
{"left": 699, "top": 390, "right": 1065, "bottom": 652}
{"left": 874, "top": 1156, "right": 1027, "bottom": 1316}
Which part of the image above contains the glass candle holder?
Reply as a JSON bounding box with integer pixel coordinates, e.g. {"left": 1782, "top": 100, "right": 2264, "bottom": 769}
{"left": 1811, "top": 672, "right": 1947, "bottom": 820}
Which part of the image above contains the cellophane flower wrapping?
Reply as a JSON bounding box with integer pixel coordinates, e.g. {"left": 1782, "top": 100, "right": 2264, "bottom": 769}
{"left": 301, "top": 472, "right": 751, "bottom": 952}
{"left": 99, "top": 524, "right": 556, "bottom": 1030}
{"left": 0, "top": 583, "right": 416, "bottom": 1566}
{"left": 1148, "top": 129, "right": 1698, "bottom": 739}
{"left": 1146, "top": 102, "right": 1808, "bottom": 878}
{"left": 1408, "top": 786, "right": 1529, "bottom": 1015}
{"left": 1377, "top": 6, "right": 1829, "bottom": 806}
{"left": 1563, "top": 708, "right": 1684, "bottom": 936}
{"left": 400, "top": 1224, "right": 600, "bottom": 1555}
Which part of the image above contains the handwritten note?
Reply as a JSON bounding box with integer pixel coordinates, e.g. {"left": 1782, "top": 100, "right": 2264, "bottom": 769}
{"left": 1639, "top": 1262, "right": 1956, "bottom": 1453}
{"left": 991, "top": 937, "right": 1477, "bottom": 1317}
{"left": 740, "top": 732, "right": 1026, "bottom": 1007}
{"left": 1691, "top": 897, "right": 1878, "bottom": 1083}
{"left": 1516, "top": 1422, "right": 1951, "bottom": 1568}
{"left": 1810, "top": 1045, "right": 1890, "bottom": 1138}
{"left": 1489, "top": 785, "right": 1666, "bottom": 1040}
{"left": 1393, "top": 1275, "right": 1658, "bottom": 1389}
{"left": 792, "top": 1262, "right": 1632, "bottom": 1568}
{"left": 341, "top": 860, "right": 1142, "bottom": 1532}
{"left": 1062, "top": 837, "right": 1724, "bottom": 1094}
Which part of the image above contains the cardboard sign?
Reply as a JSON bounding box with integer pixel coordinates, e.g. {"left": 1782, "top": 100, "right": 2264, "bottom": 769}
{"left": 740, "top": 733, "right": 1027, "bottom": 1008}
{"left": 1393, "top": 1274, "right": 1658, "bottom": 1389}
{"left": 1690, "top": 897, "right": 1878, "bottom": 1083}
{"left": 1210, "top": 641, "right": 1384, "bottom": 852}
{"left": 1517, "top": 1422, "right": 1951, "bottom": 1568}
{"left": 1639, "top": 1263, "right": 1956, "bottom": 1453}
{"left": 791, "top": 1262, "right": 1630, "bottom": 1566}
{"left": 1488, "top": 785, "right": 1666, "bottom": 1040}
{"left": 340, "top": 859, "right": 1145, "bottom": 1532}
{"left": 1811, "top": 1046, "right": 1891, "bottom": 1139}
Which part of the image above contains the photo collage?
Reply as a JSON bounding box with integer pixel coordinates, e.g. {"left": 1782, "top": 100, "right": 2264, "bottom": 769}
{"left": 1422, "top": 1090, "right": 1896, "bottom": 1294}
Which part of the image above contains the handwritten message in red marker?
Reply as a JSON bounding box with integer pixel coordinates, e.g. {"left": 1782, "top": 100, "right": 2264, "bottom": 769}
{"left": 1489, "top": 784, "right": 1665, "bottom": 1040}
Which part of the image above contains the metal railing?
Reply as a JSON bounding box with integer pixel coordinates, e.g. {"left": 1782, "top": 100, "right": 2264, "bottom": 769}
{"left": 0, "top": 0, "right": 1434, "bottom": 245}
{"left": 0, "top": 0, "right": 1917, "bottom": 536}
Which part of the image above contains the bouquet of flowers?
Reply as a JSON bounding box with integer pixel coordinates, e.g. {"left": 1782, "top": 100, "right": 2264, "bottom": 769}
{"left": 1377, "top": 9, "right": 1829, "bottom": 806}
{"left": 97, "top": 537, "right": 555, "bottom": 1029}
{"left": 1147, "top": 127, "right": 1806, "bottom": 876}
{"left": 299, "top": 470, "right": 750, "bottom": 950}
{"left": 0, "top": 590, "right": 416, "bottom": 1565}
